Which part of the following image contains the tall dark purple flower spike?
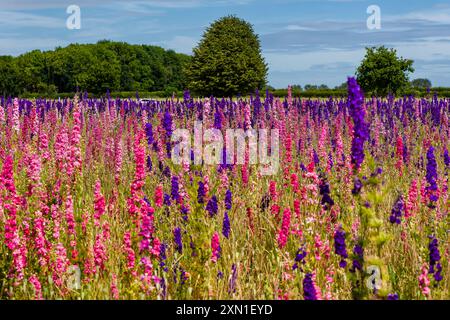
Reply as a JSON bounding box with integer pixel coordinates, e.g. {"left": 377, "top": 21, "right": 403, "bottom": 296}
{"left": 444, "top": 148, "right": 450, "bottom": 170}
{"left": 347, "top": 77, "right": 368, "bottom": 172}
{"left": 163, "top": 111, "right": 173, "bottom": 138}
{"left": 174, "top": 227, "right": 182, "bottom": 254}
{"left": 349, "top": 244, "right": 364, "bottom": 273}
{"left": 225, "top": 189, "right": 232, "bottom": 210}
{"left": 222, "top": 212, "right": 230, "bottom": 239}
{"left": 197, "top": 181, "right": 206, "bottom": 204}
{"left": 145, "top": 123, "right": 154, "bottom": 146}
{"left": 428, "top": 236, "right": 443, "bottom": 283}
{"left": 303, "top": 273, "right": 318, "bottom": 300}
{"left": 334, "top": 226, "right": 348, "bottom": 268}
{"left": 426, "top": 146, "right": 439, "bottom": 205}
{"left": 171, "top": 176, "right": 180, "bottom": 202}
{"left": 319, "top": 177, "right": 334, "bottom": 210}
{"left": 293, "top": 247, "right": 307, "bottom": 271}
{"left": 206, "top": 195, "right": 218, "bottom": 217}
{"left": 389, "top": 195, "right": 404, "bottom": 224}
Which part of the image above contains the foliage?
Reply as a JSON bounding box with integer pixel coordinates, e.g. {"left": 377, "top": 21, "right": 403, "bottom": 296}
{"left": 185, "top": 16, "right": 268, "bottom": 97}
{"left": 411, "top": 78, "right": 432, "bottom": 89}
{"left": 0, "top": 41, "right": 191, "bottom": 96}
{"left": 304, "top": 84, "right": 329, "bottom": 91}
{"left": 356, "top": 46, "right": 414, "bottom": 96}
{"left": 0, "top": 56, "right": 21, "bottom": 96}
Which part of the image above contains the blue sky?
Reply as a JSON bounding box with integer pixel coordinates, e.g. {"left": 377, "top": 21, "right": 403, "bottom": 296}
{"left": 1, "top": 0, "right": 449, "bottom": 88}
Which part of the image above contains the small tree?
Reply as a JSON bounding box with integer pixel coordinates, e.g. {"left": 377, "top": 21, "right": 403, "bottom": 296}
{"left": 356, "top": 46, "right": 414, "bottom": 96}
{"left": 185, "top": 15, "right": 268, "bottom": 97}
{"left": 411, "top": 78, "right": 432, "bottom": 89}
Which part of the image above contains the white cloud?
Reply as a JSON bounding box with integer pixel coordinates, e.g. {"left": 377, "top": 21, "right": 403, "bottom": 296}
{"left": 285, "top": 24, "right": 315, "bottom": 31}
{"left": 385, "top": 5, "right": 450, "bottom": 24}
{"left": 117, "top": 0, "right": 202, "bottom": 9}
{"left": 0, "top": 10, "right": 64, "bottom": 28}
{"left": 264, "top": 48, "right": 365, "bottom": 72}
{"left": 0, "top": 0, "right": 112, "bottom": 9}
{"left": 393, "top": 40, "right": 450, "bottom": 61}
{"left": 146, "top": 0, "right": 253, "bottom": 7}
{"left": 0, "top": 0, "right": 254, "bottom": 10}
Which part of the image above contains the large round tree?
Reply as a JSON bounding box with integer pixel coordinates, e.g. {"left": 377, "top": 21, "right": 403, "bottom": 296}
{"left": 356, "top": 46, "right": 414, "bottom": 96}
{"left": 186, "top": 15, "right": 268, "bottom": 97}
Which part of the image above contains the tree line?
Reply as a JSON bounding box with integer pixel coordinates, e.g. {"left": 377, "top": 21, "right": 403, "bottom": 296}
{"left": 0, "top": 40, "right": 191, "bottom": 96}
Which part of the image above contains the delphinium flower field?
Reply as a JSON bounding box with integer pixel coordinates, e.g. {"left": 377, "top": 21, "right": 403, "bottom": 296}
{"left": 0, "top": 78, "right": 449, "bottom": 300}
